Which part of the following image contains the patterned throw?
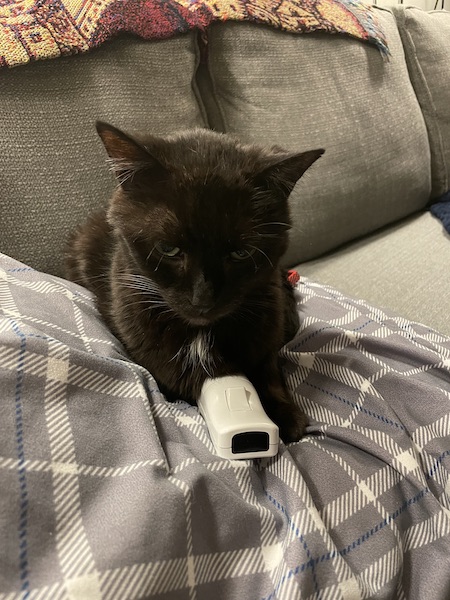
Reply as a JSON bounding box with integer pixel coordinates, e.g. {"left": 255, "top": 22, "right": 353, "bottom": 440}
{"left": 0, "top": 0, "right": 389, "bottom": 69}
{"left": 1, "top": 251, "right": 450, "bottom": 599}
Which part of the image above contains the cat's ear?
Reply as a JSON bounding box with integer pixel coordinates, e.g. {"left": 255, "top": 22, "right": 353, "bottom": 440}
{"left": 96, "top": 121, "right": 165, "bottom": 189}
{"left": 258, "top": 148, "right": 325, "bottom": 196}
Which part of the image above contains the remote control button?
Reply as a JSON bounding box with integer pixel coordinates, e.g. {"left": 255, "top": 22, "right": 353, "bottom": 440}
{"left": 226, "top": 387, "right": 251, "bottom": 411}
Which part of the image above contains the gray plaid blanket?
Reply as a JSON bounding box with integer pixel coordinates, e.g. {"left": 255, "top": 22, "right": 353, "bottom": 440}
{"left": 1, "top": 252, "right": 450, "bottom": 599}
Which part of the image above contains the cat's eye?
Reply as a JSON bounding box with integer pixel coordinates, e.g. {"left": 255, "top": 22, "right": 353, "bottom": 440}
{"left": 230, "top": 248, "right": 255, "bottom": 261}
{"left": 155, "top": 242, "right": 182, "bottom": 257}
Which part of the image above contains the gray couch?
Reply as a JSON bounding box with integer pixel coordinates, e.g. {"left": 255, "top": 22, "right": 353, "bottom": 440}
{"left": 1, "top": 6, "right": 449, "bottom": 334}
{"left": 2, "top": 7, "right": 450, "bottom": 599}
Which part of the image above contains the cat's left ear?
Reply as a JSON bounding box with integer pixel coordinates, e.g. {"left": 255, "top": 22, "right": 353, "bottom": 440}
{"left": 259, "top": 148, "right": 325, "bottom": 196}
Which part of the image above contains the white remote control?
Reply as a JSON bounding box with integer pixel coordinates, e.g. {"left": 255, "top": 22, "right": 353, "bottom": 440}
{"left": 198, "top": 376, "right": 279, "bottom": 460}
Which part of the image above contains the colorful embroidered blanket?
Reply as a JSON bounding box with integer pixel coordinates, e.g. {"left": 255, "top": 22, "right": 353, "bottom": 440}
{"left": 0, "top": 0, "right": 389, "bottom": 69}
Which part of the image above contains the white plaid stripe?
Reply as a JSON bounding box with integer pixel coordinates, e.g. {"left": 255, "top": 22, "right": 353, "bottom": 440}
{"left": 169, "top": 476, "right": 197, "bottom": 600}
{"left": 43, "top": 340, "right": 98, "bottom": 581}
{"left": 358, "top": 547, "right": 402, "bottom": 598}
{"left": 99, "top": 558, "right": 188, "bottom": 599}
{"left": 404, "top": 511, "right": 450, "bottom": 551}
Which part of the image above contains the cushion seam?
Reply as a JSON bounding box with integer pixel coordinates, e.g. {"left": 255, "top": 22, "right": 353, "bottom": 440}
{"left": 403, "top": 12, "right": 449, "bottom": 195}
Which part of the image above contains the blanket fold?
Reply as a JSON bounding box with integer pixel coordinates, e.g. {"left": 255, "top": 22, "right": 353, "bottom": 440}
{"left": 0, "top": 0, "right": 389, "bottom": 68}
{"left": 430, "top": 190, "right": 450, "bottom": 234}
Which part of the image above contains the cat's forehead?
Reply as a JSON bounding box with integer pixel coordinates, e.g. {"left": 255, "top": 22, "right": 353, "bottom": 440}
{"left": 155, "top": 184, "right": 255, "bottom": 245}
{"left": 143, "top": 129, "right": 266, "bottom": 177}
{"left": 128, "top": 129, "right": 290, "bottom": 245}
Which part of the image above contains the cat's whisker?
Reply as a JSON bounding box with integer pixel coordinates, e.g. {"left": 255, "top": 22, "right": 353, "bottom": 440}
{"left": 116, "top": 278, "right": 156, "bottom": 288}
{"left": 248, "top": 250, "right": 259, "bottom": 273}
{"left": 116, "top": 272, "right": 158, "bottom": 285}
{"left": 247, "top": 244, "right": 274, "bottom": 268}
{"left": 250, "top": 220, "right": 301, "bottom": 235}
{"left": 107, "top": 158, "right": 148, "bottom": 189}
{"left": 119, "top": 284, "right": 162, "bottom": 296}
{"left": 154, "top": 254, "right": 164, "bottom": 272}
{"left": 120, "top": 297, "right": 167, "bottom": 308}
{"left": 116, "top": 274, "right": 162, "bottom": 295}
{"left": 240, "top": 303, "right": 264, "bottom": 316}
{"left": 126, "top": 298, "right": 168, "bottom": 311}
{"left": 146, "top": 245, "right": 157, "bottom": 262}
{"left": 252, "top": 221, "right": 291, "bottom": 229}
{"left": 136, "top": 299, "right": 167, "bottom": 307}
{"left": 229, "top": 309, "right": 260, "bottom": 327}
{"left": 246, "top": 296, "right": 276, "bottom": 310}
{"left": 115, "top": 277, "right": 167, "bottom": 305}
{"left": 157, "top": 307, "right": 176, "bottom": 318}
{"left": 118, "top": 285, "right": 163, "bottom": 298}
{"left": 253, "top": 232, "right": 279, "bottom": 239}
{"left": 178, "top": 356, "right": 189, "bottom": 380}
{"left": 170, "top": 347, "right": 184, "bottom": 363}
{"left": 73, "top": 272, "right": 109, "bottom": 283}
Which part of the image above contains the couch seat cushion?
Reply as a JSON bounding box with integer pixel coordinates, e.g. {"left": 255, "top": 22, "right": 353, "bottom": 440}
{"left": 298, "top": 211, "right": 450, "bottom": 336}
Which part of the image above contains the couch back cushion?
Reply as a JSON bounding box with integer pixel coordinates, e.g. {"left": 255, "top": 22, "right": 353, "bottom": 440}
{"left": 393, "top": 7, "right": 450, "bottom": 200}
{"left": 0, "top": 34, "right": 206, "bottom": 277}
{"left": 198, "top": 8, "right": 432, "bottom": 267}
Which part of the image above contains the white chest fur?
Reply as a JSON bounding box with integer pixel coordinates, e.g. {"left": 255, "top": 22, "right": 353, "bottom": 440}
{"left": 185, "top": 330, "right": 214, "bottom": 377}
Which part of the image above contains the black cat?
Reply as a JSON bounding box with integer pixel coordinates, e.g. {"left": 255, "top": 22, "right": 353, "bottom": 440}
{"left": 65, "top": 122, "right": 323, "bottom": 441}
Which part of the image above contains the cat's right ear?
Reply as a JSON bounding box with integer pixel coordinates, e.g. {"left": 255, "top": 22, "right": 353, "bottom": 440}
{"left": 96, "top": 121, "right": 165, "bottom": 189}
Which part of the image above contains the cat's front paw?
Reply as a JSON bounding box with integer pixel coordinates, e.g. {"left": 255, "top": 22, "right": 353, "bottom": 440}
{"left": 251, "top": 360, "right": 308, "bottom": 444}
{"left": 277, "top": 409, "right": 308, "bottom": 443}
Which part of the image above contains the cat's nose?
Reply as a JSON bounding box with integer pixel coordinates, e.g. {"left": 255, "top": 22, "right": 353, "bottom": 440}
{"left": 197, "top": 306, "right": 212, "bottom": 315}
{"left": 190, "top": 298, "right": 214, "bottom": 313}
{"left": 191, "top": 273, "right": 215, "bottom": 311}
